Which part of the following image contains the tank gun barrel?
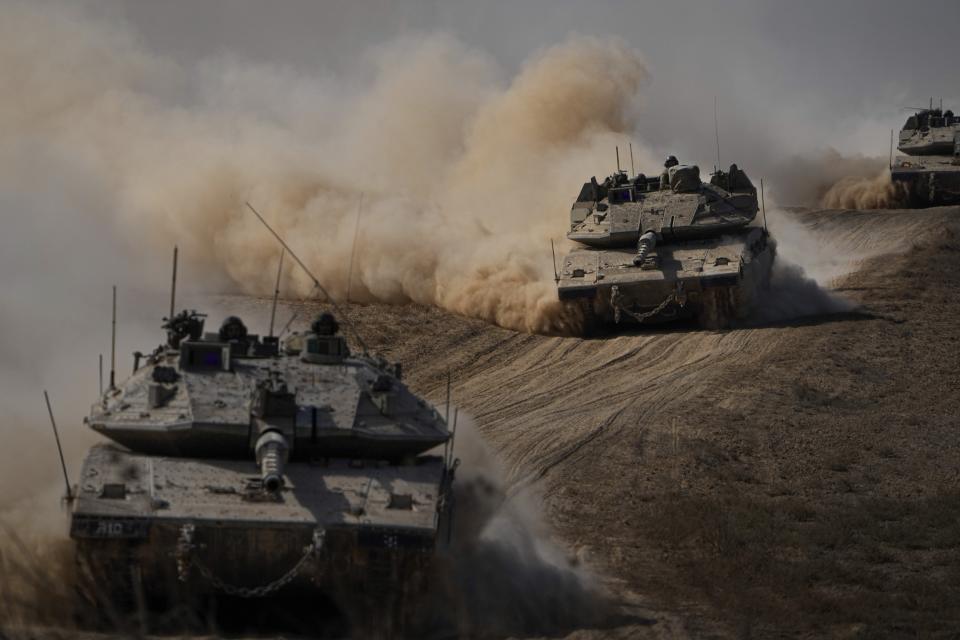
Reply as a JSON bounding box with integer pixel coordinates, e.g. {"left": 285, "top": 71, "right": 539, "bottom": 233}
{"left": 255, "top": 431, "right": 290, "bottom": 493}
{"left": 632, "top": 231, "right": 657, "bottom": 266}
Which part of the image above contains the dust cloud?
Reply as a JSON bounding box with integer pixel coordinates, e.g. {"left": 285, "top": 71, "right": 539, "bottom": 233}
{"left": 764, "top": 149, "right": 897, "bottom": 209}
{"left": 433, "top": 415, "right": 619, "bottom": 636}
{"left": 0, "top": 1, "right": 649, "bottom": 564}
{"left": 750, "top": 202, "right": 868, "bottom": 324}
{"left": 820, "top": 169, "right": 908, "bottom": 210}
{"left": 0, "top": 2, "right": 654, "bottom": 337}
{"left": 764, "top": 149, "right": 907, "bottom": 211}
{"left": 0, "top": 4, "right": 640, "bottom": 625}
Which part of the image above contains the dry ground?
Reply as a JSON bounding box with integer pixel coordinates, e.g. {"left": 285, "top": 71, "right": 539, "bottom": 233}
{"left": 4, "top": 207, "right": 959, "bottom": 639}
{"left": 299, "top": 206, "right": 960, "bottom": 638}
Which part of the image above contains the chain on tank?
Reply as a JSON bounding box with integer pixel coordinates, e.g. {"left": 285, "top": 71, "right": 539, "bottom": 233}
{"left": 611, "top": 283, "right": 685, "bottom": 324}
{"left": 176, "top": 525, "right": 325, "bottom": 598}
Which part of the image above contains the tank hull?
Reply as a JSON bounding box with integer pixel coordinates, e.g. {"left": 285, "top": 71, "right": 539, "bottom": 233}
{"left": 891, "top": 156, "right": 960, "bottom": 207}
{"left": 559, "top": 227, "right": 774, "bottom": 332}
{"left": 70, "top": 445, "right": 451, "bottom": 636}
{"left": 73, "top": 524, "right": 433, "bottom": 635}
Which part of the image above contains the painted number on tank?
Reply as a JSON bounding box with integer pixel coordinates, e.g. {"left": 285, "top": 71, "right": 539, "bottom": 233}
{"left": 94, "top": 521, "right": 126, "bottom": 537}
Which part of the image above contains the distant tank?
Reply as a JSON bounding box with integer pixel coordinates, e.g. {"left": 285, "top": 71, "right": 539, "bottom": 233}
{"left": 891, "top": 103, "right": 960, "bottom": 207}
{"left": 69, "top": 264, "right": 456, "bottom": 636}
{"left": 557, "top": 159, "right": 775, "bottom": 332}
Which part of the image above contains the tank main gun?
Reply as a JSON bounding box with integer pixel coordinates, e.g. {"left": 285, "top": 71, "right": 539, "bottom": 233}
{"left": 255, "top": 431, "right": 289, "bottom": 493}
{"left": 632, "top": 231, "right": 657, "bottom": 266}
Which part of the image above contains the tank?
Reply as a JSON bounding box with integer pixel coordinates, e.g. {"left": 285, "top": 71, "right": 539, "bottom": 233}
{"left": 68, "top": 305, "right": 456, "bottom": 636}
{"left": 557, "top": 161, "right": 775, "bottom": 332}
{"left": 891, "top": 104, "right": 960, "bottom": 207}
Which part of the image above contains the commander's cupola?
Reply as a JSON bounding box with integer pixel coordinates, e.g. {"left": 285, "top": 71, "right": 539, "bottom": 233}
{"left": 282, "top": 313, "right": 351, "bottom": 364}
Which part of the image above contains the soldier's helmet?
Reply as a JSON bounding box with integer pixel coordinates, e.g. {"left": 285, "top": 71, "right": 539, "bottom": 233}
{"left": 312, "top": 313, "right": 339, "bottom": 336}
{"left": 218, "top": 315, "right": 248, "bottom": 342}
{"left": 664, "top": 155, "right": 679, "bottom": 168}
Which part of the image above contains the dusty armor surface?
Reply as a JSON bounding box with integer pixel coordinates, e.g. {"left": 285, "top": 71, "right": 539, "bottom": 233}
{"left": 69, "top": 309, "right": 455, "bottom": 635}
{"left": 891, "top": 106, "right": 960, "bottom": 207}
{"left": 558, "top": 163, "right": 775, "bottom": 331}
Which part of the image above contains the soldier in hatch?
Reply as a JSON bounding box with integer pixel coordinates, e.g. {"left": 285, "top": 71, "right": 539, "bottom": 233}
{"left": 660, "top": 155, "right": 679, "bottom": 189}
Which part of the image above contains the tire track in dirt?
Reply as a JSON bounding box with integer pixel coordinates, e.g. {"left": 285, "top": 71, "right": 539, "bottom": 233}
{"left": 222, "top": 205, "right": 960, "bottom": 637}
{"left": 231, "top": 207, "right": 957, "bottom": 495}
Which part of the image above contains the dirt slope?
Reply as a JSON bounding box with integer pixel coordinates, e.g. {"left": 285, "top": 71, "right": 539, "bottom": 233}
{"left": 6, "top": 207, "right": 957, "bottom": 639}
{"left": 282, "top": 206, "right": 960, "bottom": 638}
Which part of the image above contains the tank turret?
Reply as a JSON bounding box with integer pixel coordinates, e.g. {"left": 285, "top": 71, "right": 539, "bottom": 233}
{"left": 558, "top": 159, "right": 775, "bottom": 332}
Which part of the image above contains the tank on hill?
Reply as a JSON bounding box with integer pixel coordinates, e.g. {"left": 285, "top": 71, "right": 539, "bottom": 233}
{"left": 891, "top": 104, "right": 960, "bottom": 207}
{"left": 557, "top": 159, "right": 775, "bottom": 332}
{"left": 69, "top": 303, "right": 456, "bottom": 636}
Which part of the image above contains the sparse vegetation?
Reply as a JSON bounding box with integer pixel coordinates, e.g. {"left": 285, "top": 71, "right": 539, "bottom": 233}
{"left": 636, "top": 491, "right": 960, "bottom": 636}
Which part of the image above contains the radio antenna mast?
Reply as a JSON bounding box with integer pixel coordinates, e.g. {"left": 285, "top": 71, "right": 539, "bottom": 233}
{"left": 714, "top": 96, "right": 722, "bottom": 170}
{"left": 109, "top": 285, "right": 117, "bottom": 391}
{"left": 629, "top": 143, "right": 635, "bottom": 177}
{"left": 346, "top": 192, "right": 364, "bottom": 303}
{"left": 550, "top": 239, "right": 559, "bottom": 283}
{"left": 889, "top": 130, "right": 894, "bottom": 170}
{"left": 168, "top": 246, "right": 178, "bottom": 321}
{"left": 268, "top": 249, "right": 285, "bottom": 339}
{"left": 760, "top": 179, "right": 768, "bottom": 233}
{"left": 245, "top": 202, "right": 370, "bottom": 354}
{"left": 43, "top": 390, "right": 72, "bottom": 501}
{"left": 615, "top": 146, "right": 621, "bottom": 172}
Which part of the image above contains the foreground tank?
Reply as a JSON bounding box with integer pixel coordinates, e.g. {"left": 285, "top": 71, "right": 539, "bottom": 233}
{"left": 891, "top": 105, "right": 960, "bottom": 207}
{"left": 69, "top": 310, "right": 455, "bottom": 636}
{"left": 558, "top": 162, "right": 775, "bottom": 332}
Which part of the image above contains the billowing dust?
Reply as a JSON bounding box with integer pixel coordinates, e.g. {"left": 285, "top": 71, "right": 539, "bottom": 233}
{"left": 433, "top": 415, "right": 617, "bottom": 636}
{"left": 820, "top": 169, "right": 908, "bottom": 210}
{"left": 0, "top": 2, "right": 657, "bottom": 336}
{"left": 766, "top": 148, "right": 907, "bottom": 210}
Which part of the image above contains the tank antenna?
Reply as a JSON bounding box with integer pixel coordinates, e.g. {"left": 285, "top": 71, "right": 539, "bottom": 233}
{"left": 268, "top": 249, "right": 285, "bottom": 339}
{"left": 109, "top": 285, "right": 117, "bottom": 391}
{"left": 168, "top": 246, "right": 178, "bottom": 321}
{"left": 629, "top": 143, "right": 635, "bottom": 177}
{"left": 889, "top": 130, "right": 894, "bottom": 170}
{"left": 346, "top": 192, "right": 364, "bottom": 304}
{"left": 714, "top": 96, "right": 722, "bottom": 170}
{"left": 760, "top": 179, "right": 768, "bottom": 233}
{"left": 550, "top": 239, "right": 559, "bottom": 283}
{"left": 43, "top": 390, "right": 72, "bottom": 502}
{"left": 615, "top": 146, "right": 621, "bottom": 172}
{"left": 98, "top": 354, "right": 103, "bottom": 397}
{"left": 447, "top": 407, "right": 459, "bottom": 467}
{"left": 444, "top": 370, "right": 452, "bottom": 426}
{"left": 245, "top": 201, "right": 370, "bottom": 354}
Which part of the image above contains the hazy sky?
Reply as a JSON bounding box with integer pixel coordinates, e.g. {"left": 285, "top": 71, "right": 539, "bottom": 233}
{"left": 90, "top": 0, "right": 960, "bottom": 165}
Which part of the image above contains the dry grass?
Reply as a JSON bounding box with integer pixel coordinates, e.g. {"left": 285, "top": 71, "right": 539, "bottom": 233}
{"left": 637, "top": 490, "right": 960, "bottom": 637}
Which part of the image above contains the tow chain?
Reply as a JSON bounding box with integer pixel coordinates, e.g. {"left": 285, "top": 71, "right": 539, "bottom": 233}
{"left": 176, "top": 525, "right": 325, "bottom": 598}
{"left": 611, "top": 283, "right": 686, "bottom": 324}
